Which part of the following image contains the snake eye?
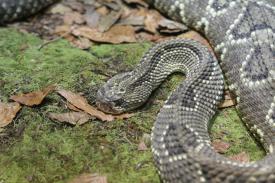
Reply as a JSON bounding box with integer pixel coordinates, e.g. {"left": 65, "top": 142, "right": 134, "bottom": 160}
{"left": 119, "top": 88, "right": 125, "bottom": 93}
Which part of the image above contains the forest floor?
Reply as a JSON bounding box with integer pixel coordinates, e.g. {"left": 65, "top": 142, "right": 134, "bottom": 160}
{"left": 0, "top": 0, "right": 266, "bottom": 183}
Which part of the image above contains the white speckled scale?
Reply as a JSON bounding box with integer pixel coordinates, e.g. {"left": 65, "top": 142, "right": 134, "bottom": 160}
{"left": 0, "top": 0, "right": 56, "bottom": 24}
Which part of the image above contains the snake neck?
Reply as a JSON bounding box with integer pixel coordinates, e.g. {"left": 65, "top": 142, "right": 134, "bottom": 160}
{"left": 131, "top": 40, "right": 210, "bottom": 96}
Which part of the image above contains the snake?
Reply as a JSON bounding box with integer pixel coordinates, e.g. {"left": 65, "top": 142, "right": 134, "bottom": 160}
{"left": 1, "top": 0, "right": 275, "bottom": 182}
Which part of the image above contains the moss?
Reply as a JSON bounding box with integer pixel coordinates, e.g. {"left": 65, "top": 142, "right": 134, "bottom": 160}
{"left": 0, "top": 28, "right": 265, "bottom": 183}
{"left": 210, "top": 108, "right": 265, "bottom": 161}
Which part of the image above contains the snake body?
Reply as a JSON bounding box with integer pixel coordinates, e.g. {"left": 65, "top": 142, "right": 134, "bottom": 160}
{"left": 0, "top": 0, "right": 56, "bottom": 24}
{"left": 1, "top": 0, "right": 275, "bottom": 182}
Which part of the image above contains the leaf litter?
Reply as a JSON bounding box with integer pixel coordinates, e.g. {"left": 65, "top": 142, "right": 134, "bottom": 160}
{"left": 0, "top": 102, "right": 22, "bottom": 128}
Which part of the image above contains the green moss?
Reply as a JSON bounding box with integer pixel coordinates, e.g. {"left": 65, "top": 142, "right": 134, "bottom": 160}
{"left": 0, "top": 28, "right": 265, "bottom": 183}
{"left": 210, "top": 108, "right": 265, "bottom": 161}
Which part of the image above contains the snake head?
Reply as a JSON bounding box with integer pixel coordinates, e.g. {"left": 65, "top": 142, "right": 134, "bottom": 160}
{"left": 96, "top": 72, "right": 142, "bottom": 114}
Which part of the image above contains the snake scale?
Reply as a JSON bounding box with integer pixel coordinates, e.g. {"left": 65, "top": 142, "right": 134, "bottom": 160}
{"left": 1, "top": 0, "right": 275, "bottom": 182}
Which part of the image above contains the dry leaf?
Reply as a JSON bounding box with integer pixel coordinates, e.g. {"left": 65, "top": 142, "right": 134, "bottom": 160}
{"left": 144, "top": 10, "right": 163, "bottom": 33}
{"left": 72, "top": 25, "right": 136, "bottom": 43}
{"left": 63, "top": 12, "right": 85, "bottom": 25}
{"left": 123, "top": 0, "right": 148, "bottom": 7}
{"left": 98, "top": 11, "right": 122, "bottom": 32}
{"left": 48, "top": 112, "right": 93, "bottom": 125}
{"left": 65, "top": 1, "right": 85, "bottom": 13}
{"left": 57, "top": 89, "right": 114, "bottom": 121}
{"left": 73, "top": 37, "right": 92, "bottom": 50}
{"left": 229, "top": 152, "right": 250, "bottom": 163}
{"left": 10, "top": 85, "right": 56, "bottom": 106}
{"left": 51, "top": 4, "right": 73, "bottom": 14}
{"left": 85, "top": 6, "right": 101, "bottom": 28}
{"left": 178, "top": 31, "right": 213, "bottom": 51}
{"left": 66, "top": 102, "right": 82, "bottom": 112}
{"left": 158, "top": 19, "right": 188, "bottom": 34}
{"left": 114, "top": 113, "right": 134, "bottom": 120}
{"left": 96, "top": 6, "right": 109, "bottom": 16}
{"left": 138, "top": 141, "right": 148, "bottom": 151}
{"left": 119, "top": 8, "right": 146, "bottom": 26}
{"left": 212, "top": 140, "right": 230, "bottom": 154}
{"left": 69, "top": 173, "right": 107, "bottom": 183}
{"left": 0, "top": 102, "right": 22, "bottom": 128}
{"left": 55, "top": 25, "right": 71, "bottom": 35}
{"left": 219, "top": 90, "right": 236, "bottom": 108}
{"left": 219, "top": 99, "right": 235, "bottom": 109}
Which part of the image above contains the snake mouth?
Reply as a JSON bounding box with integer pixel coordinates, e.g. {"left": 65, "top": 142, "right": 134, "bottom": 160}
{"left": 96, "top": 100, "right": 122, "bottom": 114}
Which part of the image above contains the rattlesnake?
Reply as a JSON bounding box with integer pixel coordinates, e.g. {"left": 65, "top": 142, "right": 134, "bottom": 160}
{"left": 1, "top": 0, "right": 275, "bottom": 182}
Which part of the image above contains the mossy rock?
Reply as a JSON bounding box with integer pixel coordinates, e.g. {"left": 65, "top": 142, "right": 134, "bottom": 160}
{"left": 0, "top": 28, "right": 265, "bottom": 183}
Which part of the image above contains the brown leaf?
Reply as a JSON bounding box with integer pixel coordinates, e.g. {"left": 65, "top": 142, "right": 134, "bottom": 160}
{"left": 73, "top": 37, "right": 92, "bottom": 50}
{"left": 219, "top": 90, "right": 236, "bottom": 108}
{"left": 64, "top": 1, "right": 85, "bottom": 13}
{"left": 10, "top": 85, "right": 56, "bottom": 106}
{"left": 123, "top": 0, "right": 148, "bottom": 7}
{"left": 114, "top": 113, "right": 134, "bottom": 120}
{"left": 57, "top": 89, "right": 114, "bottom": 121}
{"left": 48, "top": 112, "right": 93, "bottom": 125}
{"left": 96, "top": 6, "right": 109, "bottom": 16}
{"left": 69, "top": 173, "right": 107, "bottom": 183}
{"left": 212, "top": 140, "right": 230, "bottom": 154}
{"left": 66, "top": 102, "right": 82, "bottom": 112}
{"left": 144, "top": 10, "right": 163, "bottom": 33}
{"left": 158, "top": 19, "right": 188, "bottom": 34}
{"left": 178, "top": 31, "right": 213, "bottom": 51}
{"left": 85, "top": 6, "right": 101, "bottom": 28}
{"left": 118, "top": 8, "right": 146, "bottom": 26}
{"left": 0, "top": 102, "right": 22, "bottom": 128}
{"left": 98, "top": 11, "right": 122, "bottom": 32}
{"left": 219, "top": 99, "right": 236, "bottom": 109}
{"left": 229, "top": 152, "right": 250, "bottom": 163}
{"left": 138, "top": 141, "right": 148, "bottom": 151}
{"left": 72, "top": 25, "right": 136, "bottom": 44}
{"left": 63, "top": 12, "right": 85, "bottom": 25}
{"left": 51, "top": 4, "right": 73, "bottom": 14}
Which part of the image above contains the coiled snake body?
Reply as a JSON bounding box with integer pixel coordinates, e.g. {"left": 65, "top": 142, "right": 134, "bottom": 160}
{"left": 1, "top": 0, "right": 275, "bottom": 182}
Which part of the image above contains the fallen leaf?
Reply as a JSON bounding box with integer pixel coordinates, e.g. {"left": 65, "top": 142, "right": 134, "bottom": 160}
{"left": 114, "top": 113, "right": 134, "bottom": 120}
{"left": 118, "top": 9, "right": 145, "bottom": 26}
{"left": 98, "top": 10, "right": 122, "bottom": 32}
{"left": 158, "top": 19, "right": 188, "bottom": 34}
{"left": 64, "top": 1, "right": 85, "bottom": 13}
{"left": 102, "top": 1, "right": 121, "bottom": 11}
{"left": 0, "top": 102, "right": 22, "bottom": 128}
{"left": 219, "top": 99, "right": 235, "bottom": 109}
{"left": 123, "top": 0, "right": 148, "bottom": 7}
{"left": 66, "top": 102, "right": 82, "bottom": 112}
{"left": 10, "top": 85, "right": 56, "bottom": 106}
{"left": 144, "top": 10, "right": 163, "bottom": 33}
{"left": 85, "top": 6, "right": 101, "bottom": 28}
{"left": 48, "top": 112, "right": 93, "bottom": 125}
{"left": 57, "top": 89, "right": 114, "bottom": 121}
{"left": 73, "top": 37, "right": 92, "bottom": 50}
{"left": 219, "top": 90, "right": 236, "bottom": 108}
{"left": 63, "top": 12, "right": 85, "bottom": 25}
{"left": 118, "top": 15, "right": 144, "bottom": 26}
{"left": 69, "top": 173, "right": 107, "bottom": 183}
{"left": 51, "top": 4, "right": 73, "bottom": 14}
{"left": 178, "top": 31, "right": 213, "bottom": 51}
{"left": 138, "top": 141, "right": 148, "bottom": 151}
{"left": 212, "top": 140, "right": 230, "bottom": 154}
{"left": 229, "top": 152, "right": 250, "bottom": 163}
{"left": 96, "top": 6, "right": 109, "bottom": 16}
{"left": 72, "top": 25, "right": 136, "bottom": 43}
